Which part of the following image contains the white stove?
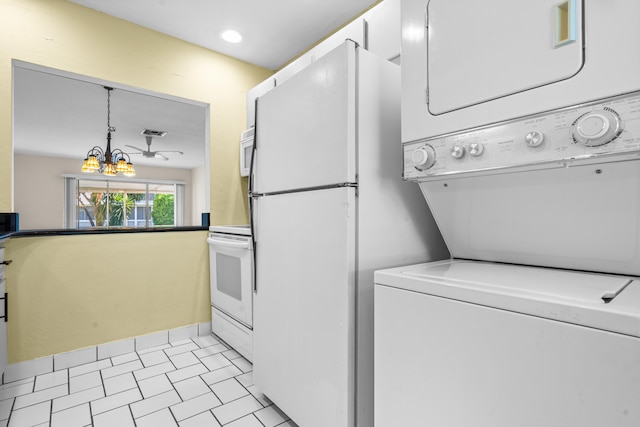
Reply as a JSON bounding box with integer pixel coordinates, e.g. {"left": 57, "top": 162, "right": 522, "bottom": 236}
{"left": 207, "top": 225, "right": 253, "bottom": 361}
{"left": 209, "top": 224, "right": 251, "bottom": 236}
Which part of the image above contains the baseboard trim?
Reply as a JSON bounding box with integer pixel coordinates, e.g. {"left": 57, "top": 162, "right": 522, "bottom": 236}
{"left": 3, "top": 321, "right": 213, "bottom": 384}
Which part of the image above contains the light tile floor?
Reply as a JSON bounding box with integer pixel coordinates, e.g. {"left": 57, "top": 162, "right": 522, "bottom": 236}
{"left": 0, "top": 334, "right": 297, "bottom": 427}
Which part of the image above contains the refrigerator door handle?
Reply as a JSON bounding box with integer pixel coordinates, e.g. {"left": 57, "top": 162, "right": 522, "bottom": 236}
{"left": 249, "top": 96, "right": 258, "bottom": 199}
{"left": 250, "top": 96, "right": 259, "bottom": 293}
{"left": 250, "top": 195, "right": 257, "bottom": 293}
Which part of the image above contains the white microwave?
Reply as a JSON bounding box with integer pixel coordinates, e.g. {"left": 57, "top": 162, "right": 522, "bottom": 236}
{"left": 239, "top": 127, "right": 254, "bottom": 177}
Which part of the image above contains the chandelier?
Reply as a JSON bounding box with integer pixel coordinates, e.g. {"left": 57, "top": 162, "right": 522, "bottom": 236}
{"left": 82, "top": 86, "right": 136, "bottom": 176}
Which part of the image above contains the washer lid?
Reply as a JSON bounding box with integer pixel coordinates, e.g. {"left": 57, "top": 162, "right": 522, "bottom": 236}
{"left": 402, "top": 260, "right": 629, "bottom": 304}
{"left": 375, "top": 260, "right": 640, "bottom": 337}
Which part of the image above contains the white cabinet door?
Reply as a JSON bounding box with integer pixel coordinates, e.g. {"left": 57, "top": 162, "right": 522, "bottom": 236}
{"left": 364, "top": 0, "right": 401, "bottom": 61}
{"left": 275, "top": 18, "right": 365, "bottom": 87}
{"left": 272, "top": 55, "right": 311, "bottom": 87}
{"left": 246, "top": 77, "right": 275, "bottom": 128}
{"left": 0, "top": 246, "right": 7, "bottom": 376}
{"left": 307, "top": 19, "right": 365, "bottom": 63}
{"left": 248, "top": 5, "right": 368, "bottom": 124}
{"left": 0, "top": 279, "right": 6, "bottom": 375}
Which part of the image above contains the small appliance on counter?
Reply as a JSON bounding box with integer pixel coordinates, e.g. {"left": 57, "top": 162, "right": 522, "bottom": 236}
{"left": 207, "top": 225, "right": 253, "bottom": 361}
{"left": 0, "top": 213, "right": 18, "bottom": 234}
{"left": 239, "top": 127, "right": 254, "bottom": 177}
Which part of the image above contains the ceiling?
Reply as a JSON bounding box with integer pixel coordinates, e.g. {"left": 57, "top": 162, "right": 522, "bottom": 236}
{"left": 15, "top": 0, "right": 379, "bottom": 171}
{"left": 14, "top": 64, "right": 207, "bottom": 170}
{"left": 67, "top": 0, "right": 380, "bottom": 71}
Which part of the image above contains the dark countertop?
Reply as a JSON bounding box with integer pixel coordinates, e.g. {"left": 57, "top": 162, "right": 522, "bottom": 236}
{"left": 0, "top": 226, "right": 208, "bottom": 240}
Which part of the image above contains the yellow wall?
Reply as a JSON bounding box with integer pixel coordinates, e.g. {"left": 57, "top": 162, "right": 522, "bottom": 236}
{"left": 6, "top": 231, "right": 209, "bottom": 362}
{"left": 0, "top": 0, "right": 272, "bottom": 362}
{"left": 1, "top": 0, "right": 271, "bottom": 221}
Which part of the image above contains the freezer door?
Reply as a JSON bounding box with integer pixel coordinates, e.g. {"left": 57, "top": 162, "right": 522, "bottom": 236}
{"left": 253, "top": 187, "right": 356, "bottom": 427}
{"left": 254, "top": 41, "right": 357, "bottom": 194}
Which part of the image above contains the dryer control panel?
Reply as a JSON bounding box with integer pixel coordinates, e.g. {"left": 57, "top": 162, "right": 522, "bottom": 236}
{"left": 404, "top": 91, "right": 640, "bottom": 181}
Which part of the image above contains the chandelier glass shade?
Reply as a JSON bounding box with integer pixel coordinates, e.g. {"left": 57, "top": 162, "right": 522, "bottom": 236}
{"left": 82, "top": 87, "right": 135, "bottom": 177}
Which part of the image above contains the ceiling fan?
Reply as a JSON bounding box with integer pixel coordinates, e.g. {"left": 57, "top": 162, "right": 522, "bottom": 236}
{"left": 126, "top": 135, "right": 183, "bottom": 161}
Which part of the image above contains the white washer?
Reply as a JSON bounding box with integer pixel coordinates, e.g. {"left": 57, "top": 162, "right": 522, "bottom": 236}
{"left": 375, "top": 89, "right": 640, "bottom": 425}
{"left": 375, "top": 260, "right": 640, "bottom": 427}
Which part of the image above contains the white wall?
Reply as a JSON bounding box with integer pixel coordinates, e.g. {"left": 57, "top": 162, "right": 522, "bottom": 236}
{"left": 14, "top": 153, "right": 200, "bottom": 229}
{"left": 191, "top": 163, "right": 206, "bottom": 225}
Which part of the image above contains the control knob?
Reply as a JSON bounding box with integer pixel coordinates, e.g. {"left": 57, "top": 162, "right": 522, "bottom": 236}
{"left": 411, "top": 145, "right": 436, "bottom": 171}
{"left": 525, "top": 131, "right": 545, "bottom": 147}
{"left": 571, "top": 109, "right": 622, "bottom": 147}
{"left": 450, "top": 144, "right": 465, "bottom": 159}
{"left": 468, "top": 143, "right": 484, "bottom": 156}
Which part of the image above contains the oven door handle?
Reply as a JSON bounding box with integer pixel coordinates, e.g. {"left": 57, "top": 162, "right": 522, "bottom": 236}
{"left": 207, "top": 237, "right": 251, "bottom": 249}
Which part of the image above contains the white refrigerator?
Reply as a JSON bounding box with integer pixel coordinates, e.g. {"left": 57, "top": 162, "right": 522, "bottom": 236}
{"left": 250, "top": 41, "right": 448, "bottom": 427}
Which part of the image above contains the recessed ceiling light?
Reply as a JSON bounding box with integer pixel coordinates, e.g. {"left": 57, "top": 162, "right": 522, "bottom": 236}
{"left": 220, "top": 29, "right": 243, "bottom": 44}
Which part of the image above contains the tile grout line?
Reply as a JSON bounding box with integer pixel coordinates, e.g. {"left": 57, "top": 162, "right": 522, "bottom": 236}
{"left": 93, "top": 361, "right": 108, "bottom": 425}
{"left": 169, "top": 340, "right": 219, "bottom": 422}
{"left": 5, "top": 394, "right": 15, "bottom": 427}
{"left": 145, "top": 338, "right": 228, "bottom": 425}
{"left": 88, "top": 382, "right": 96, "bottom": 427}
{"left": 166, "top": 343, "right": 186, "bottom": 424}
{"left": 127, "top": 403, "right": 136, "bottom": 426}
{"left": 255, "top": 413, "right": 268, "bottom": 427}
{"left": 130, "top": 339, "right": 187, "bottom": 424}
{"left": 56, "top": 368, "right": 71, "bottom": 424}
{"left": 4, "top": 334, "right": 293, "bottom": 427}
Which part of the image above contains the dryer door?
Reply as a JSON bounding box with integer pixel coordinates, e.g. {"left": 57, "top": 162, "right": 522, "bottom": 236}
{"left": 427, "top": 0, "right": 584, "bottom": 115}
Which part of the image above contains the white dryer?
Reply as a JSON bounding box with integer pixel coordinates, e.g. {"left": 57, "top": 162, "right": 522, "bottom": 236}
{"left": 402, "top": 0, "right": 640, "bottom": 142}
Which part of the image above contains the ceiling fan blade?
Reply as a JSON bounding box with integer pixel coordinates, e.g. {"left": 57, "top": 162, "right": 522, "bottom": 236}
{"left": 155, "top": 153, "right": 169, "bottom": 161}
{"left": 125, "top": 145, "right": 146, "bottom": 152}
{"left": 156, "top": 150, "right": 184, "bottom": 155}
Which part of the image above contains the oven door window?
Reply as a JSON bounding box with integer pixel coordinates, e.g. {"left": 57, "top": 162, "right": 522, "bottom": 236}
{"left": 216, "top": 253, "right": 242, "bottom": 300}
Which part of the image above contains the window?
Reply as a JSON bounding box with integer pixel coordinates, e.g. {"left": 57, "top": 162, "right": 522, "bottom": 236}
{"left": 64, "top": 176, "right": 185, "bottom": 229}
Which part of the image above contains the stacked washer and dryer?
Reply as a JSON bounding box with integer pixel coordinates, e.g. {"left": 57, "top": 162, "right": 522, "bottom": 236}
{"left": 375, "top": 1, "right": 640, "bottom": 426}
